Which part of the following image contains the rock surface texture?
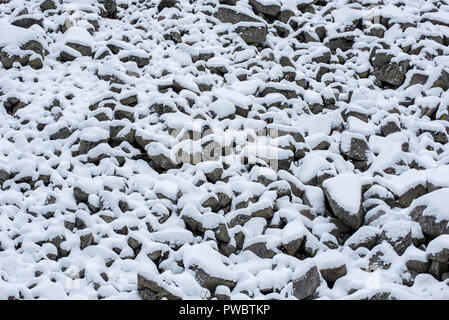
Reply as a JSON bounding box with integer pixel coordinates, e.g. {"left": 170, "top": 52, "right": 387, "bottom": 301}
{"left": 0, "top": 0, "right": 449, "bottom": 300}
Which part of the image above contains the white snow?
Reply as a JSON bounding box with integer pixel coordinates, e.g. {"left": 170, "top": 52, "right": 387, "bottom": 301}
{"left": 323, "top": 172, "right": 361, "bottom": 215}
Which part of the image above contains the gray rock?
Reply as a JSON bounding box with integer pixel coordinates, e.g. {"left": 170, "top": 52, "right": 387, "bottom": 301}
{"left": 426, "top": 235, "right": 449, "bottom": 263}
{"left": 282, "top": 235, "right": 305, "bottom": 256}
{"left": 50, "top": 126, "right": 71, "bottom": 140}
{"left": 258, "top": 84, "right": 297, "bottom": 99}
{"left": 251, "top": 204, "right": 274, "bottom": 219}
{"left": 233, "top": 23, "right": 267, "bottom": 46}
{"left": 157, "top": 0, "right": 177, "bottom": 12}
{"left": 11, "top": 16, "right": 44, "bottom": 29}
{"left": 380, "top": 119, "right": 400, "bottom": 136}
{"left": 431, "top": 69, "right": 449, "bottom": 91}
{"left": 73, "top": 187, "right": 89, "bottom": 203}
{"left": 1, "top": 39, "right": 44, "bottom": 69}
{"left": 398, "top": 184, "right": 427, "bottom": 208}
{"left": 323, "top": 181, "right": 364, "bottom": 230}
{"left": 406, "top": 258, "right": 430, "bottom": 274}
{"left": 119, "top": 94, "right": 138, "bottom": 107}
{"left": 219, "top": 0, "right": 237, "bottom": 5}
{"left": 0, "top": 169, "right": 10, "bottom": 184}
{"left": 80, "top": 233, "right": 94, "bottom": 250}
{"left": 119, "top": 53, "right": 150, "bottom": 68}
{"left": 59, "top": 49, "right": 77, "bottom": 62}
{"left": 21, "top": 40, "right": 44, "bottom": 57}
{"left": 326, "top": 34, "right": 355, "bottom": 52}
{"left": 40, "top": 0, "right": 57, "bottom": 11}
{"left": 150, "top": 152, "right": 178, "bottom": 170}
{"left": 192, "top": 266, "right": 236, "bottom": 292}
{"left": 244, "top": 240, "right": 277, "bottom": 258}
{"left": 429, "top": 260, "right": 449, "bottom": 281}
{"left": 137, "top": 274, "right": 181, "bottom": 300}
{"left": 79, "top": 138, "right": 107, "bottom": 155}
{"left": 249, "top": 0, "right": 281, "bottom": 17}
{"left": 340, "top": 134, "right": 369, "bottom": 161}
{"left": 319, "top": 264, "right": 347, "bottom": 283}
{"left": 204, "top": 167, "right": 223, "bottom": 183}
{"left": 214, "top": 6, "right": 261, "bottom": 24}
{"left": 66, "top": 42, "right": 92, "bottom": 57}
{"left": 345, "top": 226, "right": 380, "bottom": 250}
{"left": 278, "top": 9, "right": 294, "bottom": 24}
{"left": 103, "top": 0, "right": 117, "bottom": 18}
{"left": 2, "top": 96, "right": 28, "bottom": 115}
{"left": 370, "top": 49, "right": 409, "bottom": 87}
{"left": 408, "top": 72, "right": 429, "bottom": 87}
{"left": 410, "top": 205, "right": 449, "bottom": 238}
{"left": 379, "top": 222, "right": 412, "bottom": 255}
{"left": 292, "top": 262, "right": 321, "bottom": 300}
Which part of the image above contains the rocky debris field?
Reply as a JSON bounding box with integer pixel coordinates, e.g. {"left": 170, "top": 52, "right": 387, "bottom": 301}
{"left": 1, "top": 0, "right": 449, "bottom": 300}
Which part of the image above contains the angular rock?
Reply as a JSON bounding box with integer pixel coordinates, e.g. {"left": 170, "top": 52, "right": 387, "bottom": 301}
{"left": 249, "top": 0, "right": 281, "bottom": 17}
{"left": 292, "top": 260, "right": 321, "bottom": 300}
{"left": 158, "top": 0, "right": 177, "bottom": 12}
{"left": 316, "top": 251, "right": 347, "bottom": 283}
{"left": 370, "top": 48, "right": 409, "bottom": 87}
{"left": 103, "top": 0, "right": 117, "bottom": 18}
{"left": 325, "top": 34, "right": 355, "bottom": 52}
{"left": 345, "top": 226, "right": 380, "bottom": 250}
{"left": 340, "top": 132, "right": 370, "bottom": 161}
{"left": 40, "top": 0, "right": 57, "bottom": 11}
{"left": 379, "top": 221, "right": 412, "bottom": 255}
{"left": 323, "top": 173, "right": 364, "bottom": 230}
{"left": 214, "top": 6, "right": 261, "bottom": 24}
{"left": 232, "top": 23, "right": 267, "bottom": 46}
{"left": 137, "top": 274, "right": 181, "bottom": 300}
{"left": 426, "top": 235, "right": 449, "bottom": 263}
{"left": 410, "top": 189, "right": 449, "bottom": 238}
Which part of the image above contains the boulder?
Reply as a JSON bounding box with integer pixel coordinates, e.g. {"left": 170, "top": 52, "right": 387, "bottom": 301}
{"left": 323, "top": 173, "right": 364, "bottom": 229}
{"left": 340, "top": 132, "right": 370, "bottom": 161}
{"left": 40, "top": 0, "right": 57, "bottom": 11}
{"left": 232, "top": 23, "right": 267, "bottom": 46}
{"left": 103, "top": 0, "right": 117, "bottom": 18}
{"left": 292, "top": 259, "right": 321, "bottom": 300}
{"left": 379, "top": 221, "right": 412, "bottom": 255}
{"left": 158, "top": 0, "right": 177, "bottom": 12}
{"left": 213, "top": 6, "right": 261, "bottom": 24}
{"left": 370, "top": 48, "right": 409, "bottom": 87}
{"left": 410, "top": 189, "right": 449, "bottom": 238}
{"left": 249, "top": 0, "right": 281, "bottom": 17}
{"left": 137, "top": 274, "right": 181, "bottom": 300}
{"left": 426, "top": 235, "right": 449, "bottom": 263}
{"left": 315, "top": 250, "right": 347, "bottom": 283}
{"left": 344, "top": 226, "right": 380, "bottom": 250}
